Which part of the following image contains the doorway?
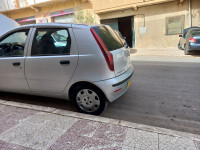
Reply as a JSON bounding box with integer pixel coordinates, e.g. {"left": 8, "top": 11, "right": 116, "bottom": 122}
{"left": 118, "top": 16, "right": 133, "bottom": 47}
{"left": 101, "top": 16, "right": 134, "bottom": 48}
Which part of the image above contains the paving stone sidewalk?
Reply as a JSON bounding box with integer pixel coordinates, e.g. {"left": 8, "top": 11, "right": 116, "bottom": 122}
{"left": 0, "top": 100, "right": 199, "bottom": 150}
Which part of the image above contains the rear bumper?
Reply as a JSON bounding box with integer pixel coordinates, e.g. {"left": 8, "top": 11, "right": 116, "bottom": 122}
{"left": 94, "top": 65, "right": 134, "bottom": 102}
{"left": 189, "top": 43, "right": 200, "bottom": 51}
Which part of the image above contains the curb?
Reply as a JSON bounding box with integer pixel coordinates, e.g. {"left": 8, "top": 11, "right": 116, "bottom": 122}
{"left": 129, "top": 48, "right": 200, "bottom": 58}
{"left": 0, "top": 99, "right": 200, "bottom": 141}
{"left": 130, "top": 55, "right": 200, "bottom": 63}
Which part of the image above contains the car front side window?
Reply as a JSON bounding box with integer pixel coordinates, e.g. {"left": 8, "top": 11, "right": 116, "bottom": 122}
{"left": 0, "top": 29, "right": 29, "bottom": 57}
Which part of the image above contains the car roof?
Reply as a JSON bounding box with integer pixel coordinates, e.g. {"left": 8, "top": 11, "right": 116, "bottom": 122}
{"left": 183, "top": 27, "right": 200, "bottom": 36}
{"left": 190, "top": 28, "right": 200, "bottom": 33}
{"left": 0, "top": 23, "right": 106, "bottom": 38}
{"left": 13, "top": 23, "right": 104, "bottom": 30}
{"left": 183, "top": 28, "right": 200, "bottom": 38}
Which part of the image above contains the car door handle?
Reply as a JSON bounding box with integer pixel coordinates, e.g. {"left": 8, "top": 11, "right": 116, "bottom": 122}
{"left": 12, "top": 62, "right": 21, "bottom": 67}
{"left": 60, "top": 60, "right": 70, "bottom": 65}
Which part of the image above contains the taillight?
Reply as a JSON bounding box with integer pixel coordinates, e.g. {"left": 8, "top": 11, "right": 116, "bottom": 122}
{"left": 189, "top": 38, "right": 197, "bottom": 43}
{"left": 90, "top": 28, "right": 114, "bottom": 71}
{"left": 114, "top": 88, "right": 122, "bottom": 93}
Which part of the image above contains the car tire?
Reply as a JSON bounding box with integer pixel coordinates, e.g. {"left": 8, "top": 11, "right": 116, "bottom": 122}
{"left": 178, "top": 43, "right": 183, "bottom": 50}
{"left": 72, "top": 85, "right": 107, "bottom": 115}
{"left": 184, "top": 45, "right": 190, "bottom": 55}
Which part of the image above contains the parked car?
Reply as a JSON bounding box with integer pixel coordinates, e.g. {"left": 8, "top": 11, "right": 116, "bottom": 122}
{"left": 0, "top": 23, "right": 133, "bottom": 115}
{"left": 178, "top": 27, "right": 200, "bottom": 50}
{"left": 0, "top": 14, "right": 20, "bottom": 36}
{"left": 183, "top": 28, "right": 200, "bottom": 55}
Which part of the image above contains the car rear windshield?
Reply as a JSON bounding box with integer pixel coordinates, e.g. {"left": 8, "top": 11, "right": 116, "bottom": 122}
{"left": 92, "top": 26, "right": 123, "bottom": 51}
{"left": 192, "top": 30, "right": 200, "bottom": 37}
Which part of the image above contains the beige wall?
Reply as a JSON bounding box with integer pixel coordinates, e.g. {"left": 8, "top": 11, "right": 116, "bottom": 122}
{"left": 3, "top": 0, "right": 99, "bottom": 23}
{"left": 94, "top": 0, "right": 176, "bottom": 14}
{"left": 134, "top": 1, "right": 189, "bottom": 48}
{"left": 191, "top": 0, "right": 200, "bottom": 27}
{"left": 94, "top": 0, "right": 143, "bottom": 12}
{"left": 5, "top": 1, "right": 75, "bottom": 19}
{"left": 98, "top": 0, "right": 194, "bottom": 49}
{"left": 1, "top": 0, "right": 199, "bottom": 49}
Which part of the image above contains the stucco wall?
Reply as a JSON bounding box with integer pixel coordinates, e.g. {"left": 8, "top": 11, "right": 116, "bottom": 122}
{"left": 6, "top": 1, "right": 75, "bottom": 19}
{"left": 1, "top": 0, "right": 199, "bottom": 49}
{"left": 0, "top": 0, "right": 16, "bottom": 12}
{"left": 134, "top": 1, "right": 190, "bottom": 48}
{"left": 98, "top": 1, "right": 192, "bottom": 49}
{"left": 191, "top": 0, "right": 200, "bottom": 27}
{"left": 4, "top": 0, "right": 99, "bottom": 24}
{"left": 94, "top": 0, "right": 143, "bottom": 12}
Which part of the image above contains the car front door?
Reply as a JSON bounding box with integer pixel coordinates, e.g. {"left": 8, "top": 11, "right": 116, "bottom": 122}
{"left": 0, "top": 29, "right": 30, "bottom": 92}
{"left": 25, "top": 27, "right": 78, "bottom": 94}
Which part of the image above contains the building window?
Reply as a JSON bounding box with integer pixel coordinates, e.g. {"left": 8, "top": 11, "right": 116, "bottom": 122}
{"left": 50, "top": 9, "right": 75, "bottom": 23}
{"left": 166, "top": 15, "right": 185, "bottom": 35}
{"left": 53, "top": 14, "right": 75, "bottom": 23}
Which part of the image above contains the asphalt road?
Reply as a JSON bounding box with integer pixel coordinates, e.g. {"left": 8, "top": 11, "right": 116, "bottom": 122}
{"left": 0, "top": 56, "right": 200, "bottom": 134}
{"left": 103, "top": 56, "right": 200, "bottom": 135}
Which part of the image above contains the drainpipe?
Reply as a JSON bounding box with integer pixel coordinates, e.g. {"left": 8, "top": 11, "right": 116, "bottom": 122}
{"left": 189, "top": 0, "right": 192, "bottom": 27}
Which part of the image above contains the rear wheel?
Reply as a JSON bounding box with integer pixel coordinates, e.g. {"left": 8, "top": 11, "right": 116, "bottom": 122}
{"left": 71, "top": 85, "right": 107, "bottom": 115}
{"left": 178, "top": 43, "right": 182, "bottom": 50}
{"left": 184, "top": 45, "right": 190, "bottom": 55}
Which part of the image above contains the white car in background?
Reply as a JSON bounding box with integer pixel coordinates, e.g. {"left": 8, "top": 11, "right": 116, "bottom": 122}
{"left": 0, "top": 14, "right": 20, "bottom": 36}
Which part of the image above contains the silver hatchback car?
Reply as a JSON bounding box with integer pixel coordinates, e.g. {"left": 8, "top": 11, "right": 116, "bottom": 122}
{"left": 0, "top": 23, "right": 133, "bottom": 115}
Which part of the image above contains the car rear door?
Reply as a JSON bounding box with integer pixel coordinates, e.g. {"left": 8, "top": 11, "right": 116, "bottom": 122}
{"left": 0, "top": 28, "right": 31, "bottom": 92}
{"left": 25, "top": 26, "right": 78, "bottom": 94}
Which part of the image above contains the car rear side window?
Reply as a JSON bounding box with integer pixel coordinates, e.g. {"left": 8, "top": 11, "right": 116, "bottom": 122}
{"left": 31, "top": 28, "right": 71, "bottom": 56}
{"left": 93, "top": 26, "right": 123, "bottom": 51}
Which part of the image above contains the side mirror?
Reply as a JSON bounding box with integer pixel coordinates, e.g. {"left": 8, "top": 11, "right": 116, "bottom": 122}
{"left": 179, "top": 35, "right": 183, "bottom": 37}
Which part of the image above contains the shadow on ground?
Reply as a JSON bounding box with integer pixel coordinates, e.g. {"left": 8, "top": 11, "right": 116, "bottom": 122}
{"left": 190, "top": 51, "right": 200, "bottom": 57}
{"left": 0, "top": 92, "right": 76, "bottom": 112}
{"left": 130, "top": 48, "right": 137, "bottom": 54}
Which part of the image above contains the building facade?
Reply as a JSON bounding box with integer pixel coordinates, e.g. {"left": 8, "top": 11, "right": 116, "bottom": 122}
{"left": 0, "top": 0, "right": 200, "bottom": 49}
{"left": 0, "top": 0, "right": 99, "bottom": 25}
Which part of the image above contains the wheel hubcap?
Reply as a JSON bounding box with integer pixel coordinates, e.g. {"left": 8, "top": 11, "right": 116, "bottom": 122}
{"left": 76, "top": 89, "right": 100, "bottom": 112}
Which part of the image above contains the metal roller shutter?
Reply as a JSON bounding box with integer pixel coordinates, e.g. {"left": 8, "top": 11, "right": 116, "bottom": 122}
{"left": 53, "top": 14, "right": 75, "bottom": 23}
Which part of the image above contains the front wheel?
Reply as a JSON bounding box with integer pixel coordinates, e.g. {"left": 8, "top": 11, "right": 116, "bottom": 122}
{"left": 72, "top": 85, "right": 107, "bottom": 115}
{"left": 178, "top": 43, "right": 182, "bottom": 50}
{"left": 178, "top": 43, "right": 183, "bottom": 50}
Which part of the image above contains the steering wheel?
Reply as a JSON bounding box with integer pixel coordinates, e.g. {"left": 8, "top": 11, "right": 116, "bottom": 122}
{"left": 0, "top": 43, "right": 12, "bottom": 56}
{"left": 11, "top": 44, "right": 24, "bottom": 51}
